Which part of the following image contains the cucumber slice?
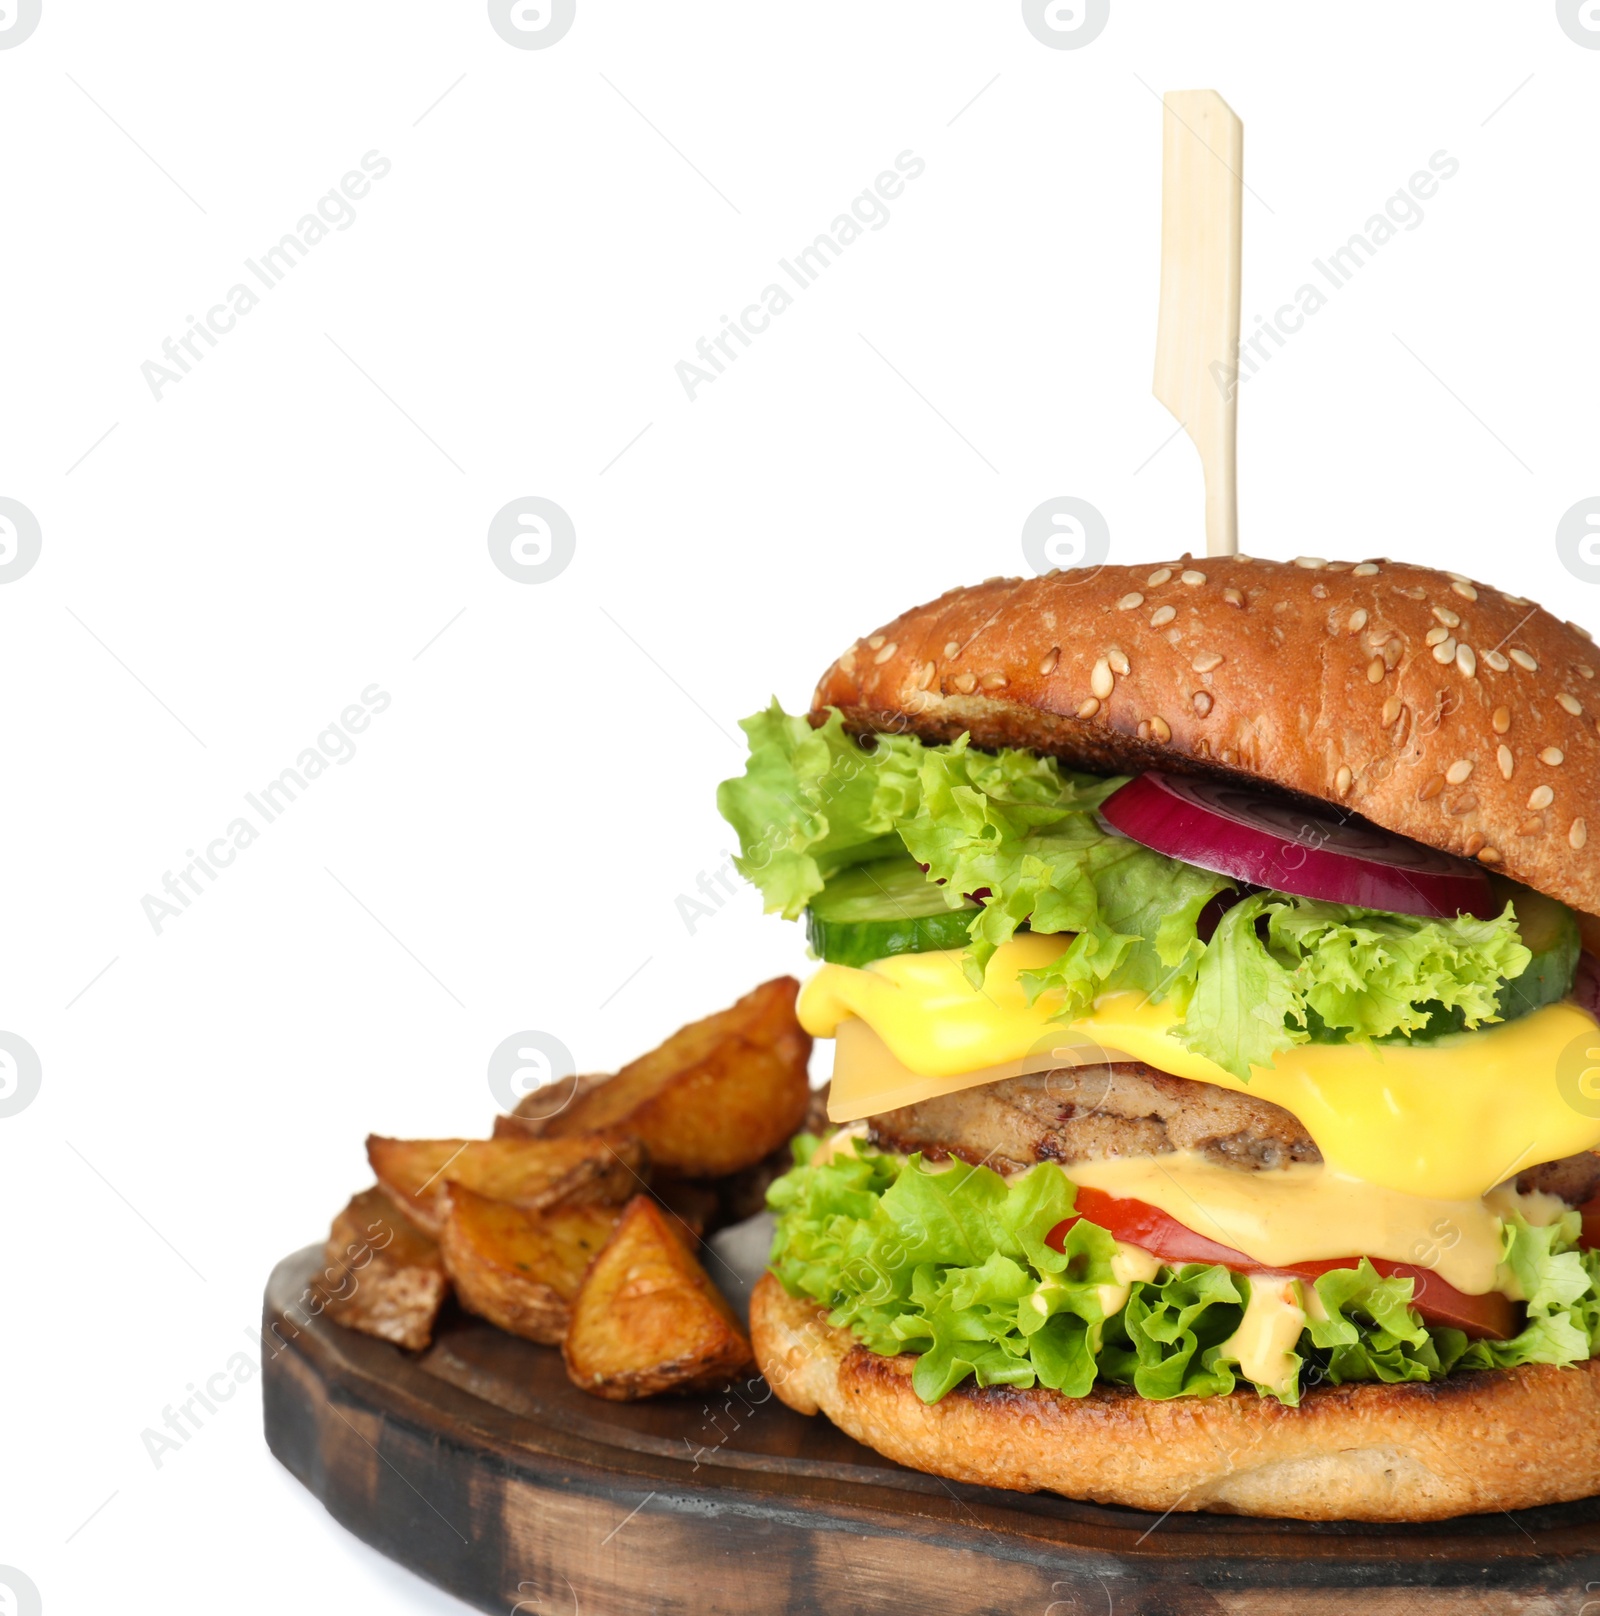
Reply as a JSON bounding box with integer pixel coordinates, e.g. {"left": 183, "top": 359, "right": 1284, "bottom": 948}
{"left": 1494, "top": 877, "right": 1581, "bottom": 1022}
{"left": 806, "top": 857, "right": 981, "bottom": 967}
{"left": 1308, "top": 875, "right": 1580, "bottom": 1045}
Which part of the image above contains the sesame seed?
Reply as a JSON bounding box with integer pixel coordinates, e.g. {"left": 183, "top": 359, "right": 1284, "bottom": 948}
{"left": 953, "top": 672, "right": 977, "bottom": 694}
{"left": 1426, "top": 626, "right": 1452, "bottom": 647}
{"left": 1348, "top": 609, "right": 1369, "bottom": 634}
{"left": 1504, "top": 594, "right": 1528, "bottom": 607}
{"left": 1181, "top": 570, "right": 1207, "bottom": 587}
{"left": 867, "top": 635, "right": 886, "bottom": 650}
{"left": 1039, "top": 648, "right": 1060, "bottom": 675}
{"left": 1456, "top": 645, "right": 1477, "bottom": 679}
{"left": 1449, "top": 794, "right": 1478, "bottom": 817}
{"left": 1367, "top": 658, "right": 1386, "bottom": 684}
{"left": 1293, "top": 557, "right": 1327, "bottom": 570}
{"left": 1478, "top": 847, "right": 1502, "bottom": 865}
{"left": 1498, "top": 746, "right": 1514, "bottom": 780}
{"left": 1464, "top": 832, "right": 1487, "bottom": 856}
{"left": 1108, "top": 648, "right": 1130, "bottom": 676}
{"left": 1572, "top": 622, "right": 1595, "bottom": 642}
{"left": 1192, "top": 652, "right": 1224, "bottom": 673}
{"left": 981, "top": 672, "right": 1007, "bottom": 690}
{"left": 1447, "top": 571, "right": 1471, "bottom": 584}
{"left": 1541, "top": 747, "right": 1565, "bottom": 766}
{"left": 1451, "top": 580, "right": 1479, "bottom": 602}
{"left": 915, "top": 661, "right": 936, "bottom": 690}
{"left": 1150, "top": 605, "right": 1177, "bottom": 628}
{"left": 1077, "top": 697, "right": 1100, "bottom": 719}
{"left": 1147, "top": 568, "right": 1173, "bottom": 587}
{"left": 1446, "top": 760, "right": 1474, "bottom": 785}
{"left": 1581, "top": 666, "right": 1596, "bottom": 681}
{"left": 1432, "top": 606, "right": 1461, "bottom": 628}
{"left": 1558, "top": 693, "right": 1583, "bottom": 716}
{"left": 1352, "top": 563, "right": 1380, "bottom": 576}
{"left": 1335, "top": 765, "right": 1353, "bottom": 796}
{"left": 1149, "top": 716, "right": 1172, "bottom": 743}
{"left": 838, "top": 648, "right": 858, "bottom": 674}
{"left": 1528, "top": 785, "right": 1555, "bottom": 811}
{"left": 1382, "top": 697, "right": 1403, "bottom": 727}
{"left": 1090, "top": 658, "right": 1114, "bottom": 699}
{"left": 1419, "top": 776, "right": 1446, "bottom": 802}
{"left": 1193, "top": 691, "right": 1214, "bottom": 717}
{"left": 1518, "top": 816, "right": 1545, "bottom": 837}
{"left": 873, "top": 640, "right": 898, "bottom": 665}
{"left": 1382, "top": 638, "right": 1404, "bottom": 669}
{"left": 1223, "top": 588, "right": 1245, "bottom": 608}
{"left": 1492, "top": 706, "right": 1512, "bottom": 734}
{"left": 1509, "top": 649, "right": 1539, "bottom": 673}
{"left": 1432, "top": 638, "right": 1458, "bottom": 665}
{"left": 1118, "top": 592, "right": 1145, "bottom": 611}
{"left": 944, "top": 640, "right": 961, "bottom": 659}
{"left": 1483, "top": 650, "right": 1511, "bottom": 673}
{"left": 1572, "top": 819, "right": 1589, "bottom": 851}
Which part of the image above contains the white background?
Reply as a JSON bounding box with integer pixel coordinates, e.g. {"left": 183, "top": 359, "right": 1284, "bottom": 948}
{"left": 2, "top": 2, "right": 1597, "bottom": 1611}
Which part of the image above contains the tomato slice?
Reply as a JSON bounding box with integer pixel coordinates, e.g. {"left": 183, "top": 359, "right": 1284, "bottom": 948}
{"left": 1047, "top": 1185, "right": 1515, "bottom": 1340}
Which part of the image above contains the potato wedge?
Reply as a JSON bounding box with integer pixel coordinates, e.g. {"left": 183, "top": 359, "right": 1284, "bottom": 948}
{"left": 563, "top": 1195, "right": 754, "bottom": 1400}
{"left": 439, "top": 1184, "right": 620, "bottom": 1345}
{"left": 317, "top": 1186, "right": 449, "bottom": 1351}
{"left": 494, "top": 1072, "right": 610, "bottom": 1137}
{"left": 504, "top": 978, "right": 811, "bottom": 1177}
{"left": 367, "top": 1132, "right": 643, "bottom": 1237}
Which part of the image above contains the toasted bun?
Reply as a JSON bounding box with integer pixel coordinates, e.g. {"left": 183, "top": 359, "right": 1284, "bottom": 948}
{"left": 751, "top": 1273, "right": 1600, "bottom": 1521}
{"left": 812, "top": 557, "right": 1600, "bottom": 919}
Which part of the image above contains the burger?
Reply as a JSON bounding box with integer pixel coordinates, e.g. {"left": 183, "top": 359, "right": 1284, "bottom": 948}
{"left": 715, "top": 554, "right": 1600, "bottom": 1522}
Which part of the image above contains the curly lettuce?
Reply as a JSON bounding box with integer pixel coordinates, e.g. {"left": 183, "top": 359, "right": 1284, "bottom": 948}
{"left": 718, "top": 702, "right": 1538, "bottom": 1079}
{"left": 767, "top": 1141, "right": 1600, "bottom": 1407}
{"left": 1167, "top": 893, "right": 1533, "bottom": 1078}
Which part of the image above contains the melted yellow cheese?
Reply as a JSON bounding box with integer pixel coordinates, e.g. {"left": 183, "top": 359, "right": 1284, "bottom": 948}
{"left": 1219, "top": 1276, "right": 1308, "bottom": 1397}
{"left": 801, "top": 943, "right": 1600, "bottom": 1201}
{"left": 1063, "top": 1149, "right": 1569, "bottom": 1296}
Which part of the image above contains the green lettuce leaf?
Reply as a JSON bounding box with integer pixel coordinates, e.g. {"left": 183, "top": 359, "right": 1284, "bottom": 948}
{"left": 1180, "top": 895, "right": 1533, "bottom": 1078}
{"left": 714, "top": 703, "right": 919, "bottom": 921}
{"left": 718, "top": 704, "right": 1537, "bottom": 1079}
{"left": 1454, "top": 1213, "right": 1600, "bottom": 1372}
{"left": 767, "top": 1143, "right": 1600, "bottom": 1407}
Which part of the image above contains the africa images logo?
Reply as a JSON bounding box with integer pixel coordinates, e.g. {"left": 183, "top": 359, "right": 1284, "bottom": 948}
{"left": 0, "top": 0, "right": 42, "bottom": 49}
{"left": 487, "top": 497, "right": 576, "bottom": 583}
{"left": 488, "top": 0, "right": 575, "bottom": 49}
{"left": 0, "top": 497, "right": 42, "bottom": 584}
{"left": 1557, "top": 0, "right": 1600, "bottom": 47}
{"left": 1021, "top": 0, "right": 1110, "bottom": 49}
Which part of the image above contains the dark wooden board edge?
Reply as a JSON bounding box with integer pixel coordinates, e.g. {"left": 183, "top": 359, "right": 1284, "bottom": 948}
{"left": 262, "top": 1246, "right": 1600, "bottom": 1615}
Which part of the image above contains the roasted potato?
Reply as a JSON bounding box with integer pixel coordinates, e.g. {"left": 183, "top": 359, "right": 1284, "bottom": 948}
{"left": 367, "top": 1132, "right": 644, "bottom": 1237}
{"left": 317, "top": 1187, "right": 449, "bottom": 1351}
{"left": 496, "top": 1071, "right": 610, "bottom": 1136}
{"left": 563, "top": 1194, "right": 754, "bottom": 1400}
{"left": 500, "top": 978, "right": 811, "bottom": 1178}
{"left": 439, "top": 1184, "right": 620, "bottom": 1345}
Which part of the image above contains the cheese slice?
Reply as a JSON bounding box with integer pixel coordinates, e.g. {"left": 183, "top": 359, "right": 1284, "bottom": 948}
{"left": 802, "top": 941, "right": 1600, "bottom": 1201}
{"left": 1064, "top": 1149, "right": 1566, "bottom": 1296}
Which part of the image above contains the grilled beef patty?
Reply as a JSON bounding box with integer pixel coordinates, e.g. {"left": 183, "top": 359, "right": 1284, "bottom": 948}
{"left": 865, "top": 1062, "right": 1600, "bottom": 1204}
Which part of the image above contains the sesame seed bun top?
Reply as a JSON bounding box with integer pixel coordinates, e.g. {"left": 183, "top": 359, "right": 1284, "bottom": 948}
{"left": 810, "top": 555, "right": 1600, "bottom": 921}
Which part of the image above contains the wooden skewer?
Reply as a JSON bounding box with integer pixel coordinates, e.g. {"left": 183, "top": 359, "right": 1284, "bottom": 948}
{"left": 1153, "top": 90, "right": 1243, "bottom": 559}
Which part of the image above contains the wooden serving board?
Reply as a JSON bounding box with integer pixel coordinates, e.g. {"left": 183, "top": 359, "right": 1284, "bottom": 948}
{"left": 264, "top": 1224, "right": 1600, "bottom": 1615}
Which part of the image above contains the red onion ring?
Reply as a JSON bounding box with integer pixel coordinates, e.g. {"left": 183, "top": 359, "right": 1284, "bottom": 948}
{"left": 1100, "top": 772, "right": 1496, "bottom": 920}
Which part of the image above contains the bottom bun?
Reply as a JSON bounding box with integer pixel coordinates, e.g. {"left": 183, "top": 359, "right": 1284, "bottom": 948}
{"left": 750, "top": 1272, "right": 1600, "bottom": 1522}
